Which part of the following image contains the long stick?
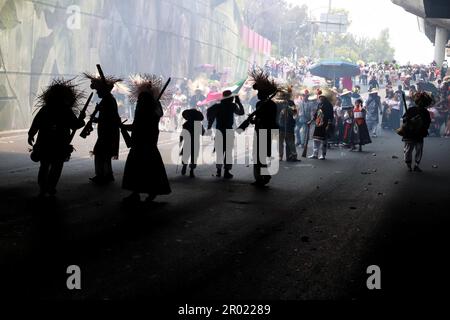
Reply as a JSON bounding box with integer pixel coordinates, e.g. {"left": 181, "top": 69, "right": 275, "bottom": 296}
{"left": 70, "top": 92, "right": 93, "bottom": 142}
{"left": 80, "top": 64, "right": 108, "bottom": 139}
{"left": 120, "top": 119, "right": 133, "bottom": 148}
{"left": 302, "top": 122, "right": 311, "bottom": 158}
{"left": 96, "top": 64, "right": 106, "bottom": 83}
{"left": 158, "top": 78, "right": 171, "bottom": 100}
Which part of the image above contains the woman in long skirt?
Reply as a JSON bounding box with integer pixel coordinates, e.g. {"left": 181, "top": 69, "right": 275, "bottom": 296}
{"left": 351, "top": 99, "right": 372, "bottom": 152}
{"left": 122, "top": 75, "right": 171, "bottom": 202}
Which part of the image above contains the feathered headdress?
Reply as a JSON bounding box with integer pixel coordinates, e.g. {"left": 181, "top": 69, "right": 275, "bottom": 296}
{"left": 83, "top": 72, "right": 122, "bottom": 92}
{"left": 318, "top": 88, "right": 337, "bottom": 105}
{"left": 248, "top": 67, "right": 278, "bottom": 96}
{"left": 35, "top": 78, "right": 84, "bottom": 111}
{"left": 128, "top": 73, "right": 172, "bottom": 105}
{"left": 413, "top": 91, "right": 433, "bottom": 107}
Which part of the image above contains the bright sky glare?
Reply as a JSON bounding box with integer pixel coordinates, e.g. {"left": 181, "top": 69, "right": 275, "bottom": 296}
{"left": 286, "top": 0, "right": 435, "bottom": 64}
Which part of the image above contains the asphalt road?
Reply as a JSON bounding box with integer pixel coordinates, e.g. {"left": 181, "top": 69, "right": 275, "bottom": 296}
{"left": 0, "top": 125, "right": 449, "bottom": 301}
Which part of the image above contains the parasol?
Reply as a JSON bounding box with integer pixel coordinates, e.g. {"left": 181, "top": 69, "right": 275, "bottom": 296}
{"left": 417, "top": 82, "right": 439, "bottom": 98}
{"left": 309, "top": 60, "right": 360, "bottom": 79}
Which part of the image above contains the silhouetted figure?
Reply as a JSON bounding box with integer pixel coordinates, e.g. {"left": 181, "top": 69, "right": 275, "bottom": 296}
{"left": 207, "top": 90, "right": 245, "bottom": 179}
{"left": 248, "top": 68, "right": 279, "bottom": 187}
{"left": 28, "top": 79, "right": 85, "bottom": 196}
{"left": 83, "top": 72, "right": 122, "bottom": 185}
{"left": 402, "top": 91, "right": 432, "bottom": 172}
{"left": 180, "top": 109, "right": 205, "bottom": 178}
{"left": 277, "top": 89, "right": 299, "bottom": 161}
{"left": 122, "top": 74, "right": 171, "bottom": 202}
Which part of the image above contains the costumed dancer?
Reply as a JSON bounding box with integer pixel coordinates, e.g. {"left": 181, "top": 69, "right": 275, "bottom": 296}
{"left": 365, "top": 88, "right": 383, "bottom": 137}
{"left": 339, "top": 89, "right": 353, "bottom": 143}
{"left": 180, "top": 109, "right": 205, "bottom": 177}
{"left": 351, "top": 99, "right": 372, "bottom": 152}
{"left": 83, "top": 72, "right": 122, "bottom": 185}
{"left": 277, "top": 87, "right": 299, "bottom": 162}
{"left": 122, "top": 74, "right": 172, "bottom": 202}
{"left": 247, "top": 68, "right": 279, "bottom": 187}
{"left": 295, "top": 89, "right": 310, "bottom": 147}
{"left": 308, "top": 89, "right": 335, "bottom": 160}
{"left": 401, "top": 92, "right": 432, "bottom": 172}
{"left": 207, "top": 90, "right": 245, "bottom": 179}
{"left": 341, "top": 105, "right": 354, "bottom": 148}
{"left": 28, "top": 79, "right": 86, "bottom": 197}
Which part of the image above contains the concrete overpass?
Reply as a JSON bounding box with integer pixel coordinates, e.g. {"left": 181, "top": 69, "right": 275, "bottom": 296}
{"left": 392, "top": 0, "right": 450, "bottom": 66}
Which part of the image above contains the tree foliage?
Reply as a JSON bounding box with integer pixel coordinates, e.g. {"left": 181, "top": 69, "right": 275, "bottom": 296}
{"left": 239, "top": 0, "right": 395, "bottom": 63}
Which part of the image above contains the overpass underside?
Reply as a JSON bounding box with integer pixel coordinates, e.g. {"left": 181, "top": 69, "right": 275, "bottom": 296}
{"left": 392, "top": 0, "right": 450, "bottom": 65}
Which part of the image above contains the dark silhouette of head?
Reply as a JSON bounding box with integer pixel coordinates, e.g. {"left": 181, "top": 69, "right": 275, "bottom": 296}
{"left": 83, "top": 72, "right": 121, "bottom": 98}
{"left": 129, "top": 74, "right": 169, "bottom": 118}
{"left": 249, "top": 67, "right": 277, "bottom": 101}
{"left": 36, "top": 78, "right": 83, "bottom": 111}
{"left": 413, "top": 91, "right": 433, "bottom": 109}
{"left": 222, "top": 90, "right": 233, "bottom": 103}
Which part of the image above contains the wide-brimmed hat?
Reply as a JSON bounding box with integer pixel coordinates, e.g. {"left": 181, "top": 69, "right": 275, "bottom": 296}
{"left": 309, "top": 94, "right": 318, "bottom": 100}
{"left": 319, "top": 88, "right": 337, "bottom": 104}
{"left": 83, "top": 72, "right": 122, "bottom": 92}
{"left": 182, "top": 109, "right": 204, "bottom": 121}
{"left": 369, "top": 88, "right": 379, "bottom": 94}
{"left": 340, "top": 89, "right": 351, "bottom": 96}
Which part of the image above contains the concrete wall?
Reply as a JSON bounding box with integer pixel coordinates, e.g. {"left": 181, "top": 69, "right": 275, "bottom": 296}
{"left": 0, "top": 0, "right": 255, "bottom": 131}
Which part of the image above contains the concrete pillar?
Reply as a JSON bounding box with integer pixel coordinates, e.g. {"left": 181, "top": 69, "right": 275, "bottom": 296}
{"left": 434, "top": 26, "right": 448, "bottom": 67}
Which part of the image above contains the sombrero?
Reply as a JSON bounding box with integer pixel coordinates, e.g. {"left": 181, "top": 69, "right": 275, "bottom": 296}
{"left": 182, "top": 109, "right": 204, "bottom": 121}
{"left": 340, "top": 89, "right": 351, "bottom": 96}
{"left": 319, "top": 88, "right": 337, "bottom": 104}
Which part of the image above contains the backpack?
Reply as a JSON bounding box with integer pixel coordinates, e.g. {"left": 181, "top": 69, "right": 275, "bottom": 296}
{"left": 406, "top": 113, "right": 424, "bottom": 136}
{"left": 397, "top": 111, "right": 424, "bottom": 137}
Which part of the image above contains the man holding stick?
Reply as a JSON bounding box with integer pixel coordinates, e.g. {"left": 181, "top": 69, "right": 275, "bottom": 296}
{"left": 83, "top": 66, "right": 122, "bottom": 185}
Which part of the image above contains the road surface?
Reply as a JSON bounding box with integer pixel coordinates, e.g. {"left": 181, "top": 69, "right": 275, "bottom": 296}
{"left": 0, "top": 125, "right": 449, "bottom": 301}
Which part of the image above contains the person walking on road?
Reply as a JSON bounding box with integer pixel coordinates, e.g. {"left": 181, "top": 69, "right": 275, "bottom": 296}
{"left": 365, "top": 88, "right": 383, "bottom": 137}
{"left": 121, "top": 74, "right": 172, "bottom": 203}
{"left": 207, "top": 90, "right": 245, "bottom": 179}
{"left": 309, "top": 89, "right": 335, "bottom": 160}
{"left": 401, "top": 91, "right": 432, "bottom": 172}
{"left": 28, "top": 79, "right": 86, "bottom": 197}
{"left": 84, "top": 72, "right": 122, "bottom": 185}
